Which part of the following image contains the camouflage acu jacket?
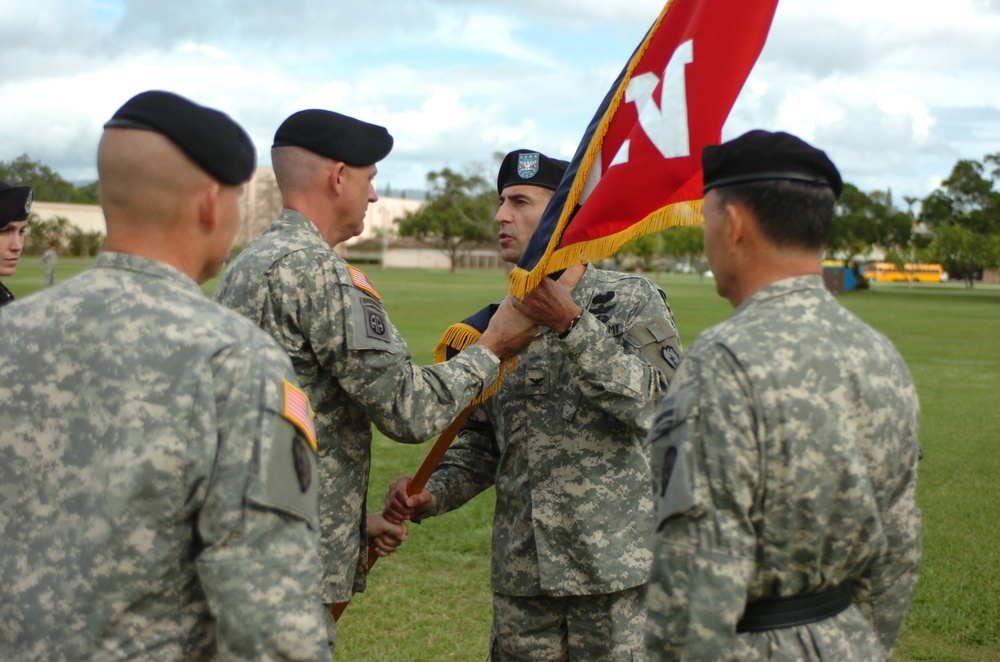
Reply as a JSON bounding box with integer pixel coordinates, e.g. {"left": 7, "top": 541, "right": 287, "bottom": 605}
{"left": 645, "top": 275, "right": 922, "bottom": 661}
{"left": 424, "top": 265, "right": 681, "bottom": 596}
{"left": 0, "top": 252, "right": 329, "bottom": 661}
{"left": 214, "top": 209, "right": 501, "bottom": 603}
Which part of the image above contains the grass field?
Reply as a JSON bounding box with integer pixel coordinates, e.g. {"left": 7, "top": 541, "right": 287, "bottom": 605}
{"left": 5, "top": 258, "right": 999, "bottom": 661}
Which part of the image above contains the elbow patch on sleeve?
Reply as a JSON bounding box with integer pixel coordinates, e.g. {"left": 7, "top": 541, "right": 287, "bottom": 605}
{"left": 625, "top": 318, "right": 682, "bottom": 381}
{"left": 248, "top": 416, "right": 320, "bottom": 531}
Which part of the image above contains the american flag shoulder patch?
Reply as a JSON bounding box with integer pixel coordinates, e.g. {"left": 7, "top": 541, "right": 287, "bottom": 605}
{"left": 348, "top": 265, "right": 381, "bottom": 300}
{"left": 282, "top": 380, "right": 317, "bottom": 451}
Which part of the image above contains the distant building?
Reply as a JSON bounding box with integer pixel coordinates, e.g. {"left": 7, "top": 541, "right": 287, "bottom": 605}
{"left": 344, "top": 237, "right": 503, "bottom": 270}
{"left": 29, "top": 169, "right": 502, "bottom": 270}
{"left": 28, "top": 201, "right": 106, "bottom": 234}
{"left": 233, "top": 167, "right": 427, "bottom": 259}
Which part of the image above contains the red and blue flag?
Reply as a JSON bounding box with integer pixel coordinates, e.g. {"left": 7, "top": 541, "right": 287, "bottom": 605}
{"left": 508, "top": 0, "right": 780, "bottom": 297}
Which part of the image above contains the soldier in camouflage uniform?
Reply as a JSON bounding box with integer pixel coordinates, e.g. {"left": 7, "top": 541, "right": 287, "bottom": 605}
{"left": 0, "top": 91, "right": 330, "bottom": 660}
{"left": 385, "top": 150, "right": 682, "bottom": 661}
{"left": 0, "top": 179, "right": 33, "bottom": 306}
{"left": 213, "top": 110, "right": 537, "bottom": 639}
{"left": 644, "top": 130, "right": 922, "bottom": 661}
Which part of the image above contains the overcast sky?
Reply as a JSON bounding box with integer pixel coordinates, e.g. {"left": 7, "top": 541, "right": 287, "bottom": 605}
{"left": 2, "top": 0, "right": 998, "bottom": 204}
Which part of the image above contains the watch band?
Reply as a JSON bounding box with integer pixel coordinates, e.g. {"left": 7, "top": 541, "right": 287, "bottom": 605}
{"left": 558, "top": 312, "right": 583, "bottom": 339}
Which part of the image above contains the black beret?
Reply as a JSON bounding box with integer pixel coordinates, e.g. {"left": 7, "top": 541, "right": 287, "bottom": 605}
{"left": 702, "top": 130, "right": 842, "bottom": 198}
{"left": 0, "top": 180, "right": 33, "bottom": 228}
{"left": 497, "top": 149, "right": 569, "bottom": 195}
{"left": 272, "top": 109, "right": 393, "bottom": 167}
{"left": 104, "top": 90, "right": 256, "bottom": 186}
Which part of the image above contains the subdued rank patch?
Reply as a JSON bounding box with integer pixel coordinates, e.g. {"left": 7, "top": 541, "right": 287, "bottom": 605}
{"left": 525, "top": 369, "right": 547, "bottom": 395}
{"left": 517, "top": 152, "right": 540, "bottom": 178}
{"left": 348, "top": 265, "right": 381, "bottom": 300}
{"left": 282, "top": 380, "right": 317, "bottom": 451}
{"left": 292, "top": 437, "right": 312, "bottom": 493}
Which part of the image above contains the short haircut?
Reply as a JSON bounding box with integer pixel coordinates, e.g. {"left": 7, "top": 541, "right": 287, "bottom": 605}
{"left": 713, "top": 180, "right": 836, "bottom": 250}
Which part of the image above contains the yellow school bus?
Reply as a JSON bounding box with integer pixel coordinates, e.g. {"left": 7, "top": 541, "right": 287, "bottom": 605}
{"left": 861, "top": 262, "right": 944, "bottom": 283}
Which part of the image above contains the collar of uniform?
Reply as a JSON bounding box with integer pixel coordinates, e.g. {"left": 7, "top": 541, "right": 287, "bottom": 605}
{"left": 734, "top": 274, "right": 827, "bottom": 315}
{"left": 94, "top": 251, "right": 205, "bottom": 295}
{"left": 276, "top": 208, "right": 330, "bottom": 246}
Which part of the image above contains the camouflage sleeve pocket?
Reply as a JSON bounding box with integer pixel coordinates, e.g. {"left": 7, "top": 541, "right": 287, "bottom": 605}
{"left": 624, "top": 318, "right": 682, "bottom": 381}
{"left": 247, "top": 416, "right": 320, "bottom": 531}
{"left": 347, "top": 288, "right": 397, "bottom": 352}
{"left": 649, "top": 386, "right": 705, "bottom": 532}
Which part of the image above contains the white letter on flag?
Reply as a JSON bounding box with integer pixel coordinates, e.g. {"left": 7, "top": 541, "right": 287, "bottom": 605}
{"left": 616, "top": 38, "right": 694, "bottom": 164}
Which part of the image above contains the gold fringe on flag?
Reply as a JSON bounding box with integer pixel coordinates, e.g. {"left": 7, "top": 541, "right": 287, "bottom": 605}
{"left": 508, "top": 198, "right": 703, "bottom": 299}
{"left": 434, "top": 322, "right": 518, "bottom": 406}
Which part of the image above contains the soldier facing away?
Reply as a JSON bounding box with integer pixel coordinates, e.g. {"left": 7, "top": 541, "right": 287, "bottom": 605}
{"left": 0, "top": 90, "right": 330, "bottom": 660}
{"left": 644, "top": 130, "right": 922, "bottom": 661}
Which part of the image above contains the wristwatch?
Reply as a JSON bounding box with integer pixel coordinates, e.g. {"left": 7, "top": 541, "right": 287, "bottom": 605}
{"left": 557, "top": 312, "right": 583, "bottom": 339}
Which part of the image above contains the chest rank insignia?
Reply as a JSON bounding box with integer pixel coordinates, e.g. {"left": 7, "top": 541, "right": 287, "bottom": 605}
{"left": 282, "top": 380, "right": 317, "bottom": 452}
{"left": 349, "top": 265, "right": 381, "bottom": 300}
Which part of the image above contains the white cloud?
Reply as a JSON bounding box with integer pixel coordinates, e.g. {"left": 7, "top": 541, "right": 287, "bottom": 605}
{"left": 0, "top": 0, "right": 997, "bottom": 202}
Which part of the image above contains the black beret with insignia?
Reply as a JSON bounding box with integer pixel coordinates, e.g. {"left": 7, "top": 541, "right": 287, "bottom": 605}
{"left": 702, "top": 130, "right": 842, "bottom": 198}
{"left": 0, "top": 180, "right": 33, "bottom": 228}
{"left": 272, "top": 109, "right": 394, "bottom": 167}
{"left": 104, "top": 90, "right": 256, "bottom": 186}
{"left": 497, "top": 149, "right": 569, "bottom": 195}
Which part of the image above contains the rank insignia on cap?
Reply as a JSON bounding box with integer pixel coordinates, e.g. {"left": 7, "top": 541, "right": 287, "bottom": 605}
{"left": 517, "top": 152, "right": 540, "bottom": 179}
{"left": 349, "top": 265, "right": 380, "bottom": 300}
{"left": 282, "top": 380, "right": 317, "bottom": 451}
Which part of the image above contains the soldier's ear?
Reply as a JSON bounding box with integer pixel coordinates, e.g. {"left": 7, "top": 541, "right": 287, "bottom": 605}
{"left": 197, "top": 182, "right": 222, "bottom": 234}
{"left": 328, "top": 162, "right": 347, "bottom": 195}
{"left": 725, "top": 201, "right": 749, "bottom": 246}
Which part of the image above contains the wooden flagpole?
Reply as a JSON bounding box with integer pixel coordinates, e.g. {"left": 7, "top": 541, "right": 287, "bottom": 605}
{"left": 331, "top": 406, "right": 474, "bottom": 622}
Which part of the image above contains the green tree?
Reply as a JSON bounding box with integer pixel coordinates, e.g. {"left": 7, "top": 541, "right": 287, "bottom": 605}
{"left": 920, "top": 155, "right": 1000, "bottom": 287}
{"left": 619, "top": 225, "right": 704, "bottom": 272}
{"left": 67, "top": 227, "right": 105, "bottom": 257}
{"left": 617, "top": 233, "right": 657, "bottom": 269}
{"left": 829, "top": 184, "right": 912, "bottom": 267}
{"left": 24, "top": 215, "right": 72, "bottom": 255}
{"left": 661, "top": 225, "right": 705, "bottom": 270}
{"left": 0, "top": 154, "right": 99, "bottom": 203}
{"left": 396, "top": 168, "right": 496, "bottom": 272}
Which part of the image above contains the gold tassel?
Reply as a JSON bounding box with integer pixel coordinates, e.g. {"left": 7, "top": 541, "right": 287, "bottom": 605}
{"left": 433, "top": 322, "right": 517, "bottom": 406}
{"left": 508, "top": 198, "right": 703, "bottom": 299}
